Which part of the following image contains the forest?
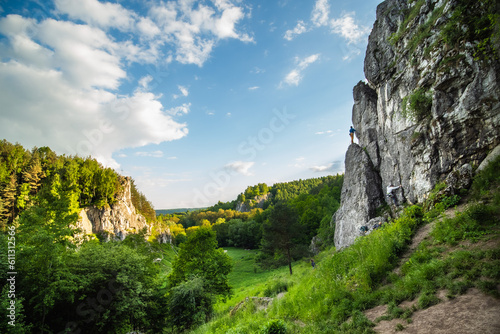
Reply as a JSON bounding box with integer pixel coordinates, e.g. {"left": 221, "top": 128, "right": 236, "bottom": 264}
{"left": 0, "top": 140, "right": 343, "bottom": 333}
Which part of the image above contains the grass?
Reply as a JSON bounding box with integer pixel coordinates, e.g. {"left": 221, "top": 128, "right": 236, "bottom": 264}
{"left": 214, "top": 248, "right": 305, "bottom": 313}
{"left": 189, "top": 156, "right": 500, "bottom": 333}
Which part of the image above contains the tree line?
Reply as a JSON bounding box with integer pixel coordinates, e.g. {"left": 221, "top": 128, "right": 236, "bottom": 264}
{"left": 157, "top": 174, "right": 344, "bottom": 271}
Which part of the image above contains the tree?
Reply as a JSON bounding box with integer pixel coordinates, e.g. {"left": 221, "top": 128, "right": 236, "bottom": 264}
{"left": 167, "top": 277, "right": 213, "bottom": 332}
{"left": 260, "top": 202, "right": 307, "bottom": 275}
{"left": 168, "top": 226, "right": 232, "bottom": 299}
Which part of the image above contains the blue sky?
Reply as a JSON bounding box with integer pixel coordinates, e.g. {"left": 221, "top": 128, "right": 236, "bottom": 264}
{"left": 0, "top": 0, "right": 380, "bottom": 209}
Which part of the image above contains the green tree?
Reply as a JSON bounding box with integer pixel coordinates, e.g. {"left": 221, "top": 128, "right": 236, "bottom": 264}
{"left": 260, "top": 202, "right": 307, "bottom": 275}
{"left": 1, "top": 174, "right": 17, "bottom": 223}
{"left": 168, "top": 227, "right": 232, "bottom": 299}
{"left": 167, "top": 277, "right": 213, "bottom": 332}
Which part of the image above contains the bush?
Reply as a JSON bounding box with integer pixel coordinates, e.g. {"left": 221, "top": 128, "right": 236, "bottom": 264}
{"left": 167, "top": 277, "right": 214, "bottom": 332}
{"left": 417, "top": 292, "right": 440, "bottom": 309}
{"left": 260, "top": 319, "right": 287, "bottom": 334}
{"left": 402, "top": 88, "right": 432, "bottom": 121}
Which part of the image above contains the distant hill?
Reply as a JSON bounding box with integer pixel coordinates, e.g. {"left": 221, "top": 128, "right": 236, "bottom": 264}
{"left": 156, "top": 208, "right": 205, "bottom": 215}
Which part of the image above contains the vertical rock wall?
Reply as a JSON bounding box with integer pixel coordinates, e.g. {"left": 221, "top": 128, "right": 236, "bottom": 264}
{"left": 334, "top": 0, "right": 500, "bottom": 249}
{"left": 78, "top": 177, "right": 150, "bottom": 240}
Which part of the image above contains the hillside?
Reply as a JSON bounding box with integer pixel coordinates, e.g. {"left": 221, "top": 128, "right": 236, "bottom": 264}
{"left": 191, "top": 148, "right": 500, "bottom": 334}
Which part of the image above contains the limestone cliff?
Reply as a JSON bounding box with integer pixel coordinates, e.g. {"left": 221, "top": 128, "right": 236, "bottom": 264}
{"left": 334, "top": 0, "right": 500, "bottom": 249}
{"left": 78, "top": 177, "right": 150, "bottom": 240}
{"left": 236, "top": 193, "right": 272, "bottom": 212}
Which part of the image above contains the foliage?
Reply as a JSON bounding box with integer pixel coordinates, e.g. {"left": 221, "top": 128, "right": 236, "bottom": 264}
{"left": 401, "top": 88, "right": 432, "bottom": 121}
{"left": 0, "top": 140, "right": 138, "bottom": 228}
{"left": 441, "top": 0, "right": 500, "bottom": 60}
{"left": 431, "top": 203, "right": 498, "bottom": 245}
{"left": 168, "top": 226, "right": 233, "bottom": 300}
{"left": 259, "top": 319, "right": 287, "bottom": 334}
{"left": 259, "top": 202, "right": 308, "bottom": 274}
{"left": 470, "top": 154, "right": 500, "bottom": 202}
{"left": 130, "top": 179, "right": 156, "bottom": 222}
{"left": 167, "top": 277, "right": 214, "bottom": 333}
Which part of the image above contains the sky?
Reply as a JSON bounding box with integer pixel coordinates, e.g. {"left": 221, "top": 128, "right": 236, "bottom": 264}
{"left": 0, "top": 0, "right": 381, "bottom": 209}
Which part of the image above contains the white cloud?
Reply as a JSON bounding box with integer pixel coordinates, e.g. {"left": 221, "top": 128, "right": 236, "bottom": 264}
{"left": 284, "top": 20, "right": 308, "bottom": 41}
{"left": 330, "top": 12, "right": 370, "bottom": 44}
{"left": 0, "top": 15, "right": 188, "bottom": 169}
{"left": 311, "top": 0, "right": 330, "bottom": 27}
{"left": 280, "top": 53, "right": 320, "bottom": 87}
{"left": 310, "top": 164, "right": 332, "bottom": 172}
{"left": 315, "top": 130, "right": 333, "bottom": 135}
{"left": 137, "top": 17, "right": 161, "bottom": 39}
{"left": 248, "top": 86, "right": 259, "bottom": 90}
{"left": 309, "top": 161, "right": 342, "bottom": 173}
{"left": 173, "top": 85, "right": 189, "bottom": 99}
{"left": 166, "top": 103, "right": 191, "bottom": 116}
{"left": 225, "top": 161, "right": 255, "bottom": 176}
{"left": 151, "top": 0, "right": 252, "bottom": 67}
{"left": 55, "top": 0, "right": 136, "bottom": 31}
{"left": 139, "top": 75, "right": 153, "bottom": 89}
{"left": 135, "top": 150, "right": 164, "bottom": 158}
{"left": 0, "top": 1, "right": 253, "bottom": 169}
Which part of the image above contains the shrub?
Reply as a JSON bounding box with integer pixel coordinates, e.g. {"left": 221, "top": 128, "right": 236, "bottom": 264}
{"left": 260, "top": 319, "right": 287, "bottom": 334}
{"left": 167, "top": 277, "right": 214, "bottom": 332}
{"left": 417, "top": 292, "right": 440, "bottom": 309}
{"left": 401, "top": 88, "right": 432, "bottom": 121}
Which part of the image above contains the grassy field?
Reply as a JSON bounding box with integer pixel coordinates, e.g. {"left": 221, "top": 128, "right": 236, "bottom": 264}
{"left": 216, "top": 247, "right": 310, "bottom": 312}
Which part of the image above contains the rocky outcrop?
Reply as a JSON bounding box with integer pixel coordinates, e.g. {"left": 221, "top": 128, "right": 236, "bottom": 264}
{"left": 333, "top": 145, "right": 385, "bottom": 248}
{"left": 334, "top": 0, "right": 500, "bottom": 249}
{"left": 236, "top": 193, "right": 272, "bottom": 212}
{"left": 78, "top": 177, "right": 150, "bottom": 240}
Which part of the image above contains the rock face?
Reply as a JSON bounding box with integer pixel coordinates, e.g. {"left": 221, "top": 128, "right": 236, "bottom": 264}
{"left": 333, "top": 144, "right": 385, "bottom": 248}
{"left": 78, "top": 177, "right": 150, "bottom": 240}
{"left": 334, "top": 0, "right": 500, "bottom": 249}
{"left": 236, "top": 193, "right": 272, "bottom": 212}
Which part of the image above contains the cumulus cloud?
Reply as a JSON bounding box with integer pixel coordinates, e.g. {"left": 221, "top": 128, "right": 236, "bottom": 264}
{"left": 151, "top": 0, "right": 253, "bottom": 66}
{"left": 55, "top": 0, "right": 136, "bottom": 31}
{"left": 311, "top": 0, "right": 330, "bottom": 27}
{"left": 280, "top": 53, "right": 320, "bottom": 87}
{"left": 0, "top": 14, "right": 188, "bottom": 169}
{"left": 0, "top": 0, "right": 253, "bottom": 168}
{"left": 284, "top": 20, "right": 308, "bottom": 41}
{"left": 330, "top": 12, "right": 371, "bottom": 44}
{"left": 309, "top": 161, "right": 342, "bottom": 173}
{"left": 225, "top": 161, "right": 255, "bottom": 176}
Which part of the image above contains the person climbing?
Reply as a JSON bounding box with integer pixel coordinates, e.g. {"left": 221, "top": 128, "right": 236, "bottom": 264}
{"left": 386, "top": 184, "right": 402, "bottom": 206}
{"left": 310, "top": 258, "right": 316, "bottom": 269}
{"left": 349, "top": 126, "right": 356, "bottom": 144}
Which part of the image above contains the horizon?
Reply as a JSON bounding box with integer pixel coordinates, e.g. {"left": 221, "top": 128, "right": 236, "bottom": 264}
{"left": 0, "top": 0, "right": 380, "bottom": 209}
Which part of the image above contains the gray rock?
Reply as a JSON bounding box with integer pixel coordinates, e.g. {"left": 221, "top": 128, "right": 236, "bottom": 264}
{"left": 78, "top": 177, "right": 151, "bottom": 241}
{"left": 333, "top": 0, "right": 500, "bottom": 249}
{"left": 333, "top": 144, "right": 384, "bottom": 249}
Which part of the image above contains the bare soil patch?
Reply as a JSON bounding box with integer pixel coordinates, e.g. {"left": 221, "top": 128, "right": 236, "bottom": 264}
{"left": 369, "top": 288, "right": 500, "bottom": 334}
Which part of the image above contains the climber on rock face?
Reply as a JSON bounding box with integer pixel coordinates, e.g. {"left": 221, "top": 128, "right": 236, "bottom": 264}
{"left": 349, "top": 126, "right": 356, "bottom": 144}
{"left": 386, "top": 184, "right": 402, "bottom": 206}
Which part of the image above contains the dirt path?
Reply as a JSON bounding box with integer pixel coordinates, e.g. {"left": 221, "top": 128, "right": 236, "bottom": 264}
{"left": 365, "top": 288, "right": 500, "bottom": 334}
{"left": 365, "top": 203, "right": 500, "bottom": 333}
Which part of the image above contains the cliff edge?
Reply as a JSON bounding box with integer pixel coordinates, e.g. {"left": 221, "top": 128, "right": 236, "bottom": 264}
{"left": 78, "top": 176, "right": 150, "bottom": 240}
{"left": 334, "top": 0, "right": 500, "bottom": 249}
